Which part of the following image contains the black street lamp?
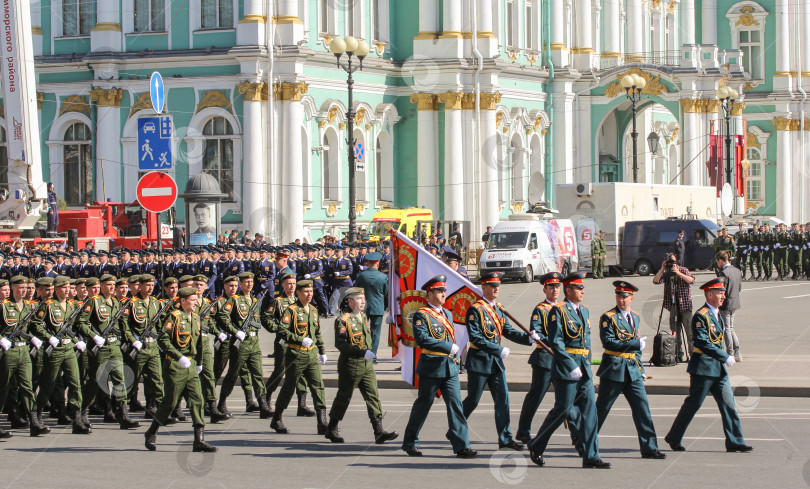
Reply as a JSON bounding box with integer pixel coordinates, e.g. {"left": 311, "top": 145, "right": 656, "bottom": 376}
{"left": 717, "top": 86, "right": 739, "bottom": 192}
{"left": 621, "top": 73, "right": 647, "bottom": 183}
{"left": 330, "top": 36, "right": 370, "bottom": 243}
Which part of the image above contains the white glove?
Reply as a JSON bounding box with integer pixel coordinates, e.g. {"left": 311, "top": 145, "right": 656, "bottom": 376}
{"left": 304, "top": 274, "right": 311, "bottom": 279}
{"left": 75, "top": 341, "right": 86, "bottom": 352}
{"left": 529, "top": 332, "right": 541, "bottom": 344}
{"left": 774, "top": 243, "right": 780, "bottom": 248}
{"left": 235, "top": 331, "right": 246, "bottom": 341}
{"left": 642, "top": 374, "right": 648, "bottom": 380}
{"left": 178, "top": 356, "right": 192, "bottom": 368}
{"left": 132, "top": 340, "right": 143, "bottom": 351}
{"left": 639, "top": 336, "right": 647, "bottom": 351}
{"left": 570, "top": 367, "right": 583, "bottom": 379}
{"left": 93, "top": 335, "right": 105, "bottom": 347}
{"left": 499, "top": 347, "right": 510, "bottom": 359}
{"left": 363, "top": 350, "right": 376, "bottom": 361}
{"left": 196, "top": 365, "right": 203, "bottom": 374}
{"left": 301, "top": 337, "right": 314, "bottom": 348}
{"left": 30, "top": 337, "right": 42, "bottom": 349}
{"left": 279, "top": 339, "right": 285, "bottom": 346}
{"left": 0, "top": 337, "right": 10, "bottom": 350}
{"left": 218, "top": 333, "right": 227, "bottom": 342}
{"left": 725, "top": 356, "right": 736, "bottom": 367}
{"left": 319, "top": 354, "right": 327, "bottom": 365}
{"left": 450, "top": 344, "right": 460, "bottom": 355}
{"left": 48, "top": 336, "right": 59, "bottom": 347}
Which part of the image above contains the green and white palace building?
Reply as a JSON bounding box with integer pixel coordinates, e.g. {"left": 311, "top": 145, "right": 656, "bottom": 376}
{"left": 13, "top": 1, "right": 810, "bottom": 241}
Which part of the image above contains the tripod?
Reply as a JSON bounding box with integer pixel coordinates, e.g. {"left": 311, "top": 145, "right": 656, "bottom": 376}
{"left": 666, "top": 273, "right": 691, "bottom": 363}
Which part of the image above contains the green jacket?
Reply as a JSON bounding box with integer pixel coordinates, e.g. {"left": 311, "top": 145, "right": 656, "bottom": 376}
{"left": 353, "top": 269, "right": 389, "bottom": 316}
{"left": 77, "top": 295, "right": 121, "bottom": 339}
{"left": 121, "top": 296, "right": 163, "bottom": 343}
{"left": 335, "top": 311, "right": 372, "bottom": 358}
{"left": 687, "top": 304, "right": 730, "bottom": 378}
{"left": 30, "top": 298, "right": 77, "bottom": 344}
{"left": 158, "top": 308, "right": 203, "bottom": 364}
{"left": 278, "top": 300, "right": 325, "bottom": 355}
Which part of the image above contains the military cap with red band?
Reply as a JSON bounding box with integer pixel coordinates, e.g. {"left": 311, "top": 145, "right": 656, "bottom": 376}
{"left": 422, "top": 275, "right": 447, "bottom": 292}
{"left": 700, "top": 277, "right": 726, "bottom": 291}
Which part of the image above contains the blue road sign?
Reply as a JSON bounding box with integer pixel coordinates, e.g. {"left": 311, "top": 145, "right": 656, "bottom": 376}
{"left": 354, "top": 142, "right": 364, "bottom": 161}
{"left": 138, "top": 116, "right": 172, "bottom": 170}
{"left": 150, "top": 71, "right": 165, "bottom": 114}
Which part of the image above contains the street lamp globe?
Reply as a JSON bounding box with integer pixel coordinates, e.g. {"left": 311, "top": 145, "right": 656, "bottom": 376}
{"left": 716, "top": 87, "right": 729, "bottom": 100}
{"left": 621, "top": 75, "right": 635, "bottom": 89}
{"left": 330, "top": 37, "right": 346, "bottom": 54}
{"left": 633, "top": 74, "right": 646, "bottom": 90}
{"left": 344, "top": 36, "right": 359, "bottom": 53}
{"left": 728, "top": 88, "right": 739, "bottom": 100}
{"left": 355, "top": 40, "right": 370, "bottom": 57}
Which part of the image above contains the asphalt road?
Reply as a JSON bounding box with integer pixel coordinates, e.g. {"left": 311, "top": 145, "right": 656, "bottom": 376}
{"left": 1, "top": 391, "right": 808, "bottom": 489}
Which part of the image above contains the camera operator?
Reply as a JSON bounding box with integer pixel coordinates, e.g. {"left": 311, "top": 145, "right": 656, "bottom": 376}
{"left": 652, "top": 253, "right": 695, "bottom": 361}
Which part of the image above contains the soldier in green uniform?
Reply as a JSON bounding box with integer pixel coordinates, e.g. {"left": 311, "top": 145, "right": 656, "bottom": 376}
{"left": 216, "top": 272, "right": 272, "bottom": 418}
{"left": 193, "top": 274, "right": 230, "bottom": 423}
{"left": 595, "top": 281, "right": 665, "bottom": 459}
{"left": 0, "top": 275, "right": 50, "bottom": 437}
{"left": 459, "top": 272, "right": 534, "bottom": 450}
{"left": 760, "top": 223, "right": 775, "bottom": 280}
{"left": 324, "top": 287, "right": 398, "bottom": 444}
{"left": 735, "top": 229, "right": 749, "bottom": 279}
{"left": 665, "top": 277, "right": 752, "bottom": 453}
{"left": 120, "top": 274, "right": 166, "bottom": 421}
{"left": 30, "top": 276, "right": 89, "bottom": 434}
{"left": 803, "top": 223, "right": 810, "bottom": 279}
{"left": 789, "top": 223, "right": 803, "bottom": 279}
{"left": 76, "top": 274, "right": 140, "bottom": 430}
{"left": 747, "top": 223, "right": 763, "bottom": 280}
{"left": 774, "top": 224, "right": 789, "bottom": 280}
{"left": 270, "top": 279, "right": 328, "bottom": 435}
{"left": 591, "top": 232, "right": 606, "bottom": 279}
{"left": 143, "top": 287, "right": 216, "bottom": 452}
{"left": 713, "top": 228, "right": 736, "bottom": 274}
{"left": 261, "top": 268, "right": 312, "bottom": 417}
{"left": 401, "top": 275, "right": 477, "bottom": 459}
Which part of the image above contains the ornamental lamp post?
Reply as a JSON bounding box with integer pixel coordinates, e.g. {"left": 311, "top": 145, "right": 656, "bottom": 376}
{"left": 330, "top": 36, "right": 370, "bottom": 243}
{"left": 716, "top": 86, "right": 739, "bottom": 192}
{"left": 621, "top": 73, "right": 647, "bottom": 183}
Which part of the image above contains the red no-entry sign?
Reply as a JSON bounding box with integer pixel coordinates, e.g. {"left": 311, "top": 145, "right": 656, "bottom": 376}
{"left": 136, "top": 171, "right": 177, "bottom": 213}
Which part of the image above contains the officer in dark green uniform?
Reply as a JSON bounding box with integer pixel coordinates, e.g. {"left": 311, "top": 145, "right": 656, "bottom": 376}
{"left": 401, "top": 275, "right": 477, "bottom": 459}
{"left": 595, "top": 281, "right": 665, "bottom": 459}
{"left": 324, "top": 287, "right": 398, "bottom": 444}
{"left": 789, "top": 223, "right": 804, "bottom": 279}
{"left": 803, "top": 223, "right": 810, "bottom": 279}
{"left": 31, "top": 275, "right": 89, "bottom": 434}
{"left": 120, "top": 274, "right": 165, "bottom": 421}
{"left": 270, "top": 279, "right": 328, "bottom": 435}
{"left": 352, "top": 252, "right": 388, "bottom": 358}
{"left": 748, "top": 224, "right": 763, "bottom": 280}
{"left": 261, "top": 268, "right": 312, "bottom": 417}
{"left": 774, "top": 223, "right": 790, "bottom": 280}
{"left": 216, "top": 272, "right": 272, "bottom": 418}
{"left": 760, "top": 223, "right": 775, "bottom": 280}
{"left": 735, "top": 229, "right": 749, "bottom": 279}
{"left": 143, "top": 287, "right": 216, "bottom": 453}
{"left": 527, "top": 272, "right": 610, "bottom": 469}
{"left": 0, "top": 275, "right": 50, "bottom": 437}
{"left": 192, "top": 274, "right": 230, "bottom": 423}
{"left": 591, "top": 231, "right": 606, "bottom": 278}
{"left": 76, "top": 274, "right": 140, "bottom": 430}
{"left": 665, "top": 277, "right": 752, "bottom": 453}
{"left": 460, "top": 272, "right": 533, "bottom": 450}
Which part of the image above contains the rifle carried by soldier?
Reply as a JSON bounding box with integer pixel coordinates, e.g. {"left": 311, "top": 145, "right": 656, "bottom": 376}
{"left": 0, "top": 301, "right": 45, "bottom": 361}
{"left": 126, "top": 299, "right": 173, "bottom": 360}
{"left": 90, "top": 297, "right": 133, "bottom": 356}
{"left": 232, "top": 290, "right": 266, "bottom": 349}
{"left": 198, "top": 294, "right": 221, "bottom": 335}
{"left": 44, "top": 296, "right": 92, "bottom": 357}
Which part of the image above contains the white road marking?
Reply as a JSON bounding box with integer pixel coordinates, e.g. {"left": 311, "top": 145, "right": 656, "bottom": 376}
{"left": 784, "top": 293, "right": 810, "bottom": 299}
{"left": 741, "top": 283, "right": 810, "bottom": 292}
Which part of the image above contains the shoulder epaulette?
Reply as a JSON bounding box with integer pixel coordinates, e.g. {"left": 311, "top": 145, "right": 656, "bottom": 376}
{"left": 45, "top": 299, "right": 54, "bottom": 304}
{"left": 91, "top": 295, "right": 100, "bottom": 299}
{"left": 340, "top": 312, "right": 350, "bottom": 322}
{"left": 170, "top": 310, "right": 182, "bottom": 317}
{"left": 605, "top": 310, "right": 617, "bottom": 317}
{"left": 556, "top": 301, "right": 566, "bottom": 307}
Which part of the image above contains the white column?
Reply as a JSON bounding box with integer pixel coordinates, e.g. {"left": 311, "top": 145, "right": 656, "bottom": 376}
{"left": 435, "top": 0, "right": 463, "bottom": 57}
{"left": 238, "top": 0, "right": 266, "bottom": 46}
{"left": 480, "top": 103, "right": 499, "bottom": 233}
{"left": 90, "top": 0, "right": 121, "bottom": 52}
{"left": 573, "top": 0, "right": 593, "bottom": 69}
{"left": 412, "top": 94, "right": 438, "bottom": 212}
{"left": 791, "top": 129, "right": 804, "bottom": 222}
{"left": 89, "top": 89, "right": 123, "bottom": 201}
{"left": 552, "top": 83, "right": 575, "bottom": 192}
{"left": 549, "top": 0, "right": 568, "bottom": 66}
{"left": 275, "top": 0, "right": 303, "bottom": 45}
{"left": 418, "top": 0, "right": 438, "bottom": 34}
{"left": 682, "top": 110, "right": 700, "bottom": 186}
{"left": 440, "top": 93, "right": 465, "bottom": 221}
{"left": 601, "top": 0, "right": 621, "bottom": 61}
{"left": 280, "top": 84, "right": 306, "bottom": 243}
{"left": 239, "top": 83, "right": 267, "bottom": 235}
{"left": 680, "top": 0, "right": 696, "bottom": 45}
{"left": 462, "top": 106, "right": 478, "bottom": 229}
{"left": 472, "top": 0, "right": 497, "bottom": 58}
{"left": 626, "top": 0, "right": 644, "bottom": 62}
{"left": 802, "top": 2, "right": 810, "bottom": 79}
{"left": 701, "top": 0, "right": 717, "bottom": 45}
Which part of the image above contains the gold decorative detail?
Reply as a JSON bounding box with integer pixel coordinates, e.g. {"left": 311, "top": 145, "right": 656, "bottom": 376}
{"left": 773, "top": 117, "right": 801, "bottom": 131}
{"left": 59, "top": 95, "right": 90, "bottom": 117}
{"left": 496, "top": 112, "right": 504, "bottom": 128}
{"left": 526, "top": 52, "right": 539, "bottom": 64}
{"left": 89, "top": 88, "right": 124, "bottom": 108}
{"left": 129, "top": 92, "right": 151, "bottom": 116}
{"left": 280, "top": 82, "right": 309, "bottom": 102}
{"left": 92, "top": 22, "right": 122, "bottom": 32}
{"left": 31, "top": 26, "right": 42, "bottom": 35}
{"left": 438, "top": 92, "right": 464, "bottom": 110}
{"left": 550, "top": 42, "right": 566, "bottom": 50}
{"left": 236, "top": 81, "right": 269, "bottom": 102}
{"left": 238, "top": 14, "right": 267, "bottom": 24}
{"left": 354, "top": 107, "right": 367, "bottom": 125}
{"left": 326, "top": 203, "right": 338, "bottom": 218}
{"left": 746, "top": 130, "right": 761, "bottom": 150}
{"left": 570, "top": 47, "right": 594, "bottom": 54}
{"left": 479, "top": 92, "right": 502, "bottom": 110}
{"left": 409, "top": 93, "right": 438, "bottom": 111}
{"left": 680, "top": 98, "right": 721, "bottom": 113}
{"left": 665, "top": 126, "right": 680, "bottom": 145}
{"left": 730, "top": 102, "right": 746, "bottom": 116}
{"left": 413, "top": 31, "right": 436, "bottom": 40}
{"left": 365, "top": 123, "right": 372, "bottom": 131}
{"left": 439, "top": 30, "right": 464, "bottom": 39}
{"left": 624, "top": 54, "right": 645, "bottom": 62}
{"left": 36, "top": 92, "right": 44, "bottom": 110}
{"left": 601, "top": 51, "right": 622, "bottom": 58}
{"left": 461, "top": 93, "right": 476, "bottom": 110}
{"left": 774, "top": 71, "right": 798, "bottom": 77}
{"left": 511, "top": 202, "right": 523, "bottom": 214}
{"left": 0, "top": 104, "right": 4, "bottom": 117}
{"left": 603, "top": 69, "right": 668, "bottom": 98}
{"left": 323, "top": 34, "right": 333, "bottom": 47}
{"left": 271, "top": 83, "right": 282, "bottom": 101}
{"left": 374, "top": 41, "right": 387, "bottom": 56}
{"left": 272, "top": 15, "right": 303, "bottom": 25}
{"left": 736, "top": 13, "right": 759, "bottom": 27}
{"left": 532, "top": 115, "right": 546, "bottom": 133}
{"left": 196, "top": 89, "right": 233, "bottom": 113}
{"left": 667, "top": 1, "right": 677, "bottom": 14}
{"left": 541, "top": 129, "right": 548, "bottom": 136}
{"left": 650, "top": 0, "right": 661, "bottom": 8}
{"left": 327, "top": 106, "right": 340, "bottom": 125}
{"left": 476, "top": 31, "right": 497, "bottom": 39}
{"left": 317, "top": 120, "right": 326, "bottom": 128}
{"left": 338, "top": 122, "right": 346, "bottom": 130}
{"left": 355, "top": 203, "right": 365, "bottom": 215}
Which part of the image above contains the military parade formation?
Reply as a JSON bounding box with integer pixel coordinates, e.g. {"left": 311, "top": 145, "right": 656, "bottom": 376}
{"left": 0, "top": 235, "right": 755, "bottom": 467}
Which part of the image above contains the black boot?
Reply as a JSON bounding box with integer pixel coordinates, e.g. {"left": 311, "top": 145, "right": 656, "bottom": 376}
{"left": 70, "top": 408, "right": 90, "bottom": 435}
{"left": 144, "top": 420, "right": 159, "bottom": 451}
{"left": 193, "top": 426, "right": 217, "bottom": 452}
{"left": 316, "top": 408, "right": 328, "bottom": 435}
{"left": 144, "top": 399, "right": 157, "bottom": 420}
{"left": 210, "top": 401, "right": 230, "bottom": 423}
{"left": 129, "top": 397, "right": 145, "bottom": 413}
{"left": 56, "top": 404, "right": 73, "bottom": 425}
{"left": 245, "top": 391, "right": 259, "bottom": 412}
{"left": 29, "top": 411, "right": 50, "bottom": 437}
{"left": 270, "top": 412, "right": 289, "bottom": 434}
{"left": 9, "top": 407, "right": 28, "bottom": 428}
{"left": 89, "top": 400, "right": 105, "bottom": 415}
{"left": 371, "top": 415, "right": 399, "bottom": 444}
{"left": 217, "top": 400, "right": 231, "bottom": 417}
{"left": 297, "top": 392, "right": 315, "bottom": 417}
{"left": 117, "top": 402, "right": 141, "bottom": 429}
{"left": 81, "top": 407, "right": 93, "bottom": 431}
{"left": 204, "top": 401, "right": 211, "bottom": 416}
{"left": 0, "top": 427, "right": 11, "bottom": 439}
{"left": 103, "top": 400, "right": 117, "bottom": 423}
{"left": 171, "top": 402, "right": 187, "bottom": 422}
{"left": 258, "top": 395, "right": 274, "bottom": 419}
{"left": 325, "top": 418, "right": 344, "bottom": 443}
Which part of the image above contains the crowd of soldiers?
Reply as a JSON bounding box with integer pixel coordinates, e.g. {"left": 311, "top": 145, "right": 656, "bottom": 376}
{"left": 715, "top": 222, "right": 810, "bottom": 280}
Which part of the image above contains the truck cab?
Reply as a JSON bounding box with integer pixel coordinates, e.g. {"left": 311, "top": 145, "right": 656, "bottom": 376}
{"left": 621, "top": 218, "right": 720, "bottom": 275}
{"left": 367, "top": 208, "right": 433, "bottom": 242}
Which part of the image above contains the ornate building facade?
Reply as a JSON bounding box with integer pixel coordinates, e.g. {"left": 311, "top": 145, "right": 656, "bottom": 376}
{"left": 9, "top": 1, "right": 807, "bottom": 242}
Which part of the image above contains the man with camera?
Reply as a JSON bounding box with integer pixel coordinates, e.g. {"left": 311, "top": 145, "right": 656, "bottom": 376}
{"left": 652, "top": 253, "right": 695, "bottom": 362}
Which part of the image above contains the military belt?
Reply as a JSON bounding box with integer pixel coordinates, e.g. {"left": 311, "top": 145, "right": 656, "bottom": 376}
{"left": 288, "top": 343, "right": 314, "bottom": 351}
{"left": 201, "top": 333, "right": 208, "bottom": 337}
{"left": 144, "top": 337, "right": 156, "bottom": 343}
{"left": 421, "top": 349, "right": 449, "bottom": 356}
{"left": 106, "top": 336, "right": 118, "bottom": 343}
{"left": 693, "top": 347, "right": 703, "bottom": 354}
{"left": 60, "top": 338, "right": 73, "bottom": 345}
{"left": 603, "top": 349, "right": 636, "bottom": 360}
{"left": 13, "top": 341, "right": 27, "bottom": 347}
{"left": 565, "top": 347, "right": 590, "bottom": 356}
{"left": 248, "top": 331, "right": 257, "bottom": 337}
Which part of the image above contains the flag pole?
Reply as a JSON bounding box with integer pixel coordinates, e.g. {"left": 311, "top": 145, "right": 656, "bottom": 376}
{"left": 498, "top": 306, "right": 553, "bottom": 354}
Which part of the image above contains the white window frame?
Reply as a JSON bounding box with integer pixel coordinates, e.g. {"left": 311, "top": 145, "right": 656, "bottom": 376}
{"left": 372, "top": 0, "right": 389, "bottom": 43}
{"left": 321, "top": 126, "right": 343, "bottom": 204}
{"left": 726, "top": 2, "right": 768, "bottom": 82}
{"left": 505, "top": 0, "right": 517, "bottom": 48}
{"left": 744, "top": 125, "right": 770, "bottom": 206}
{"left": 52, "top": 0, "right": 93, "bottom": 38}
{"left": 190, "top": 0, "right": 237, "bottom": 32}
{"left": 346, "top": 0, "right": 366, "bottom": 39}
{"left": 318, "top": 0, "right": 337, "bottom": 36}
{"left": 123, "top": 0, "right": 171, "bottom": 34}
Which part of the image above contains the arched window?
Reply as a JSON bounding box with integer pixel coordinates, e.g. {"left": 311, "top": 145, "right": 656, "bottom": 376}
{"left": 302, "top": 127, "right": 311, "bottom": 202}
{"left": 202, "top": 116, "right": 235, "bottom": 200}
{"left": 746, "top": 146, "right": 764, "bottom": 202}
{"left": 375, "top": 131, "right": 394, "bottom": 203}
{"left": 63, "top": 122, "right": 93, "bottom": 204}
{"left": 323, "top": 128, "right": 340, "bottom": 202}
{"left": 727, "top": 3, "right": 768, "bottom": 82}
{"left": 510, "top": 134, "right": 525, "bottom": 203}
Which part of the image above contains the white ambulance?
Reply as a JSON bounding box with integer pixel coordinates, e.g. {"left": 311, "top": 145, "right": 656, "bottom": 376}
{"left": 479, "top": 214, "right": 579, "bottom": 282}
